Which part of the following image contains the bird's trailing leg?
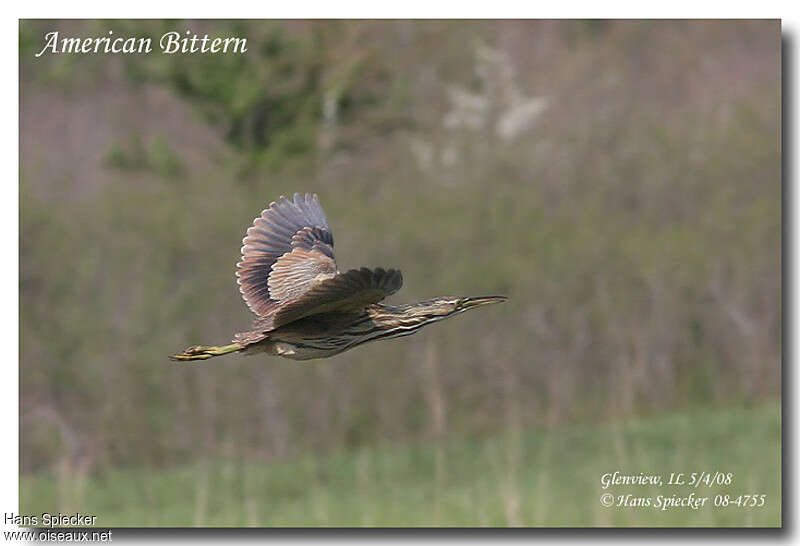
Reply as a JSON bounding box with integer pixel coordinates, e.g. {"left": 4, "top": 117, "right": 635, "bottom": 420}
{"left": 169, "top": 343, "right": 244, "bottom": 362}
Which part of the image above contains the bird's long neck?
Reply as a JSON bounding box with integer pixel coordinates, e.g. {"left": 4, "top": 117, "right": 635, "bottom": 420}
{"left": 365, "top": 301, "right": 452, "bottom": 334}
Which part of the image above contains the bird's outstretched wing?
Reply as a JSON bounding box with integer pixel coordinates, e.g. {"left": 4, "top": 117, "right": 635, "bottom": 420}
{"left": 273, "top": 267, "right": 403, "bottom": 326}
{"left": 236, "top": 194, "right": 404, "bottom": 339}
{"left": 237, "top": 193, "right": 337, "bottom": 317}
{"left": 234, "top": 267, "right": 402, "bottom": 345}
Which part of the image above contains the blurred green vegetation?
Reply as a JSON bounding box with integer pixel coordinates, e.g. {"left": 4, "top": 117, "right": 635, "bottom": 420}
{"left": 20, "top": 401, "right": 780, "bottom": 526}
{"left": 20, "top": 20, "right": 780, "bottom": 526}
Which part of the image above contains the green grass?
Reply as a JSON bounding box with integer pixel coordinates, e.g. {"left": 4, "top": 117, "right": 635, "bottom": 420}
{"left": 21, "top": 401, "right": 780, "bottom": 527}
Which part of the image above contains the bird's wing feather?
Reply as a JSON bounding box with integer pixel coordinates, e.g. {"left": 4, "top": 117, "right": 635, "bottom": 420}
{"left": 234, "top": 267, "right": 403, "bottom": 344}
{"left": 273, "top": 267, "right": 403, "bottom": 326}
{"left": 237, "top": 193, "right": 336, "bottom": 317}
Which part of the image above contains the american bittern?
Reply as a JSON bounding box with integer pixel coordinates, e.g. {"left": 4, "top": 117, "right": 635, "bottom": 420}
{"left": 170, "top": 193, "right": 506, "bottom": 361}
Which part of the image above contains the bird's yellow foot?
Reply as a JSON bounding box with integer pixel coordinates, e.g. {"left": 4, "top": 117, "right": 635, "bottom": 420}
{"left": 169, "top": 343, "right": 243, "bottom": 361}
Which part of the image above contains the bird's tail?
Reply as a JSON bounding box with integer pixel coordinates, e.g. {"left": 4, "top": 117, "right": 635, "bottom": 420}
{"left": 169, "top": 343, "right": 244, "bottom": 362}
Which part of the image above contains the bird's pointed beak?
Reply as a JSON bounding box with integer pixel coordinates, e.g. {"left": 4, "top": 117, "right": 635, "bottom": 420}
{"left": 459, "top": 295, "right": 508, "bottom": 310}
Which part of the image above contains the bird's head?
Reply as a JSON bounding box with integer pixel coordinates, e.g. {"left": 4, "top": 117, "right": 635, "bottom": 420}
{"left": 455, "top": 295, "right": 509, "bottom": 312}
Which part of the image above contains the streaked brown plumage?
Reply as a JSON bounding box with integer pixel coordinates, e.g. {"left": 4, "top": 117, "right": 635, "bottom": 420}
{"left": 170, "top": 193, "right": 507, "bottom": 362}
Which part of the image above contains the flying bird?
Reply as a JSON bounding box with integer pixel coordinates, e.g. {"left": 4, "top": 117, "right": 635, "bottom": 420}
{"left": 170, "top": 193, "right": 506, "bottom": 361}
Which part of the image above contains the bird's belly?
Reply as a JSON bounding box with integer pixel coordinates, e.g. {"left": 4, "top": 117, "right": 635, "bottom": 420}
{"left": 249, "top": 313, "right": 373, "bottom": 360}
{"left": 243, "top": 339, "right": 345, "bottom": 361}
